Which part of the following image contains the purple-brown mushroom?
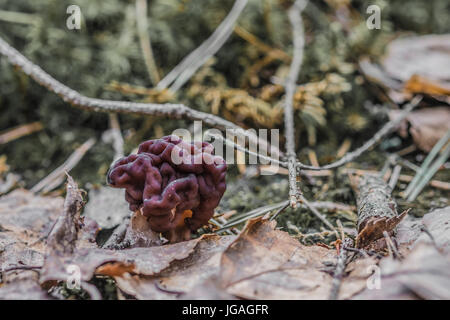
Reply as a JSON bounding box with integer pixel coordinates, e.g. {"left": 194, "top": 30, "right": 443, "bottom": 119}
{"left": 107, "top": 135, "right": 227, "bottom": 242}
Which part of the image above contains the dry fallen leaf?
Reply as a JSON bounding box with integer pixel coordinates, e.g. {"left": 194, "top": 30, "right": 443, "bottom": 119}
{"left": 355, "top": 207, "right": 450, "bottom": 299}
{"left": 389, "top": 107, "right": 450, "bottom": 152}
{"left": 219, "top": 218, "right": 336, "bottom": 299}
{"left": 0, "top": 279, "right": 52, "bottom": 300}
{"left": 361, "top": 35, "right": 450, "bottom": 104}
{"left": 354, "top": 243, "right": 450, "bottom": 300}
{"left": 113, "top": 235, "right": 235, "bottom": 299}
{"left": 83, "top": 186, "right": 130, "bottom": 229}
{"left": 382, "top": 34, "right": 450, "bottom": 85}
{"left": 397, "top": 206, "right": 450, "bottom": 253}
{"left": 0, "top": 189, "right": 63, "bottom": 298}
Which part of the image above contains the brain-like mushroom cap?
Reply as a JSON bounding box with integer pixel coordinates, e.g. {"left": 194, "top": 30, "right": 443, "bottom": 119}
{"left": 107, "top": 136, "right": 227, "bottom": 233}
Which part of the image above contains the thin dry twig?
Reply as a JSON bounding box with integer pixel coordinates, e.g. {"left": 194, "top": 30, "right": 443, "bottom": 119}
{"left": 299, "top": 195, "right": 336, "bottom": 231}
{"left": 156, "top": 0, "right": 248, "bottom": 92}
{"left": 135, "top": 0, "right": 160, "bottom": 85}
{"left": 0, "top": 36, "right": 247, "bottom": 134}
{"left": 328, "top": 238, "right": 352, "bottom": 300}
{"left": 0, "top": 121, "right": 43, "bottom": 144}
{"left": 0, "top": 35, "right": 280, "bottom": 159}
{"left": 284, "top": 0, "right": 308, "bottom": 207}
{"left": 295, "top": 96, "right": 423, "bottom": 170}
{"left": 388, "top": 164, "right": 402, "bottom": 190}
{"left": 108, "top": 113, "right": 124, "bottom": 160}
{"left": 31, "top": 138, "right": 96, "bottom": 193}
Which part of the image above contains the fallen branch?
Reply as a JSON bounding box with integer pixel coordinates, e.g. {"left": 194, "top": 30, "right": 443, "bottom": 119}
{"left": 0, "top": 35, "right": 279, "bottom": 157}
{"left": 0, "top": 36, "right": 245, "bottom": 133}
{"left": 350, "top": 173, "right": 408, "bottom": 248}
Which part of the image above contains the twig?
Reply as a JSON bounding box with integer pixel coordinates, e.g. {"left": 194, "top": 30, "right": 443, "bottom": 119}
{"left": 206, "top": 132, "right": 286, "bottom": 166}
{"left": 102, "top": 216, "right": 131, "bottom": 249}
{"left": 0, "top": 10, "right": 42, "bottom": 25}
{"left": 217, "top": 201, "right": 289, "bottom": 232}
{"left": 284, "top": 0, "right": 308, "bottom": 207}
{"left": 31, "top": 138, "right": 96, "bottom": 193}
{"left": 0, "top": 265, "right": 42, "bottom": 273}
{"left": 269, "top": 202, "right": 290, "bottom": 221}
{"left": 388, "top": 164, "right": 402, "bottom": 191}
{"left": 135, "top": 0, "right": 160, "bottom": 85}
{"left": 0, "top": 36, "right": 251, "bottom": 135}
{"left": 383, "top": 231, "right": 400, "bottom": 259}
{"left": 108, "top": 113, "right": 124, "bottom": 160}
{"left": 156, "top": 0, "right": 248, "bottom": 92}
{"left": 328, "top": 238, "right": 352, "bottom": 300}
{"left": 218, "top": 199, "right": 348, "bottom": 231}
{"left": 295, "top": 96, "right": 423, "bottom": 170}
{"left": 0, "top": 35, "right": 280, "bottom": 158}
{"left": 208, "top": 96, "right": 422, "bottom": 172}
{"left": 0, "top": 122, "right": 43, "bottom": 144}
{"left": 299, "top": 195, "right": 336, "bottom": 231}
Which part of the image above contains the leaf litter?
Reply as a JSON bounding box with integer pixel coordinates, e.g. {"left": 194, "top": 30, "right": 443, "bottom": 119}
{"left": 0, "top": 174, "right": 449, "bottom": 299}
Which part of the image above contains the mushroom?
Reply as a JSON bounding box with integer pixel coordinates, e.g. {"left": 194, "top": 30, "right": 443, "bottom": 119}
{"left": 107, "top": 135, "right": 227, "bottom": 242}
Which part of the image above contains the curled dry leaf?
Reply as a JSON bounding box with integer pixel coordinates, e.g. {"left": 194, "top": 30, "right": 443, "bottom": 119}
{"left": 41, "top": 232, "right": 202, "bottom": 284}
{"left": 389, "top": 107, "right": 450, "bottom": 152}
{"left": 40, "top": 176, "right": 100, "bottom": 285}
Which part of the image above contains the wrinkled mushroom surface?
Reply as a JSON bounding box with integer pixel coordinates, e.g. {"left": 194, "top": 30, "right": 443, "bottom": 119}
{"left": 107, "top": 136, "right": 227, "bottom": 240}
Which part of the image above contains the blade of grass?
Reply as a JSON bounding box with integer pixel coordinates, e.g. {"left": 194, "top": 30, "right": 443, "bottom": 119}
{"left": 403, "top": 130, "right": 450, "bottom": 198}
{"left": 407, "top": 143, "right": 450, "bottom": 201}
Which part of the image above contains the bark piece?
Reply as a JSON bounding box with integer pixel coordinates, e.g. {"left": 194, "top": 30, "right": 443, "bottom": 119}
{"left": 350, "top": 173, "right": 407, "bottom": 248}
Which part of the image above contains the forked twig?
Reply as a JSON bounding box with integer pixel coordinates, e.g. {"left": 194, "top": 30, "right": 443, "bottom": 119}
{"left": 0, "top": 36, "right": 246, "bottom": 133}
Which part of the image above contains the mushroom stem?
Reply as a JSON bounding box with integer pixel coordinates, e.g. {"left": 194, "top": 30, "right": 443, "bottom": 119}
{"left": 163, "top": 210, "right": 193, "bottom": 243}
